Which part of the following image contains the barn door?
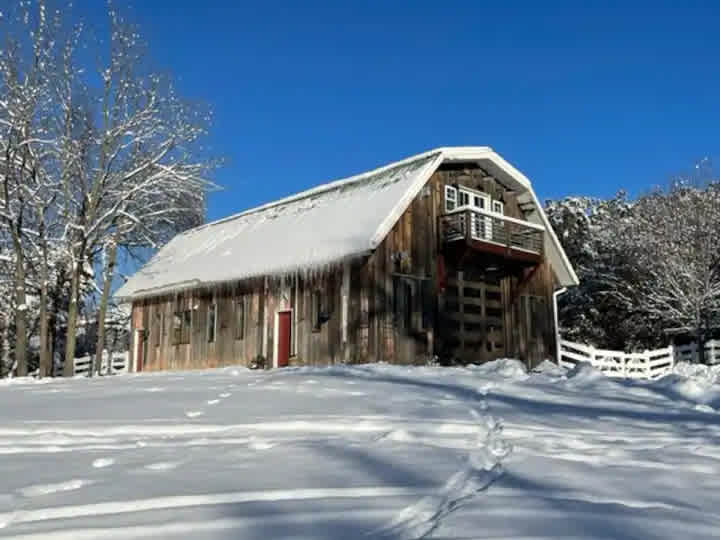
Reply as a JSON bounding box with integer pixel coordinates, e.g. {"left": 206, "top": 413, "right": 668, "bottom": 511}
{"left": 441, "top": 271, "right": 505, "bottom": 363}
{"left": 276, "top": 311, "right": 291, "bottom": 368}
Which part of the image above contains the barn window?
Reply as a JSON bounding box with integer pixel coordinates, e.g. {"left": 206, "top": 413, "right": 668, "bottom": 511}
{"left": 403, "top": 282, "right": 413, "bottom": 330}
{"left": 393, "top": 276, "right": 415, "bottom": 331}
{"left": 312, "top": 290, "right": 322, "bottom": 332}
{"left": 444, "top": 186, "right": 457, "bottom": 212}
{"left": 154, "top": 310, "right": 164, "bottom": 347}
{"left": 207, "top": 303, "right": 217, "bottom": 343}
{"left": 173, "top": 310, "right": 191, "bottom": 345}
{"left": 235, "top": 298, "right": 245, "bottom": 340}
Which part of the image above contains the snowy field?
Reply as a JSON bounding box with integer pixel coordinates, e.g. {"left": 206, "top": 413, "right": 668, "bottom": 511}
{"left": 0, "top": 361, "right": 719, "bottom": 539}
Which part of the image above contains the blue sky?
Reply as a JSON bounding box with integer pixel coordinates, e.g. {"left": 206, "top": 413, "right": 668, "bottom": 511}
{"left": 81, "top": 0, "right": 720, "bottom": 221}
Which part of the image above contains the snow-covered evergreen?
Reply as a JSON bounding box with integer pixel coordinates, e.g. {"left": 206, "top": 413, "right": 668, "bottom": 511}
{"left": 547, "top": 173, "right": 720, "bottom": 355}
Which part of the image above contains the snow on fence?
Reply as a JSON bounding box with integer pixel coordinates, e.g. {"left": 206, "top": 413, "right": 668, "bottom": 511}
{"left": 559, "top": 340, "right": 674, "bottom": 380}
{"left": 74, "top": 351, "right": 129, "bottom": 377}
{"left": 673, "top": 340, "right": 720, "bottom": 365}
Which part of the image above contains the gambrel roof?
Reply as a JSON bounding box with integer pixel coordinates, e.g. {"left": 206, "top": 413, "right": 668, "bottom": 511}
{"left": 116, "top": 147, "right": 578, "bottom": 300}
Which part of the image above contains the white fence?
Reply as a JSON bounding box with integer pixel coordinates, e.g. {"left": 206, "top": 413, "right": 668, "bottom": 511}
{"left": 673, "top": 340, "right": 720, "bottom": 365}
{"left": 559, "top": 340, "right": 674, "bottom": 380}
{"left": 74, "top": 351, "right": 129, "bottom": 377}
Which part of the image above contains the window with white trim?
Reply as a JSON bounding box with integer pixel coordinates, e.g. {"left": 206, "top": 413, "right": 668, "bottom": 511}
{"left": 492, "top": 200, "right": 504, "bottom": 215}
{"left": 444, "top": 186, "right": 457, "bottom": 212}
{"left": 458, "top": 190, "right": 470, "bottom": 207}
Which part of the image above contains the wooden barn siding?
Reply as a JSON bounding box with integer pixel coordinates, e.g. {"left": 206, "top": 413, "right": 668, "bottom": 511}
{"left": 130, "top": 168, "right": 557, "bottom": 371}
{"left": 132, "top": 271, "right": 352, "bottom": 371}
{"left": 432, "top": 168, "right": 556, "bottom": 366}
{"left": 351, "top": 171, "right": 442, "bottom": 365}
{"left": 133, "top": 282, "right": 265, "bottom": 372}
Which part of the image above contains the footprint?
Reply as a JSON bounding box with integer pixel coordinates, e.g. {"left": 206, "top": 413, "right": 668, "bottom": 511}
{"left": 185, "top": 411, "right": 204, "bottom": 418}
{"left": 219, "top": 393, "right": 231, "bottom": 398}
{"left": 19, "top": 479, "right": 93, "bottom": 497}
{"left": 92, "top": 458, "right": 115, "bottom": 469}
{"left": 207, "top": 399, "right": 220, "bottom": 405}
{"left": 144, "top": 462, "right": 181, "bottom": 471}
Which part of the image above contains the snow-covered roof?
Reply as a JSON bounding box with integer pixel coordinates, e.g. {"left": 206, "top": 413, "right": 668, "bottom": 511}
{"left": 116, "top": 147, "right": 578, "bottom": 300}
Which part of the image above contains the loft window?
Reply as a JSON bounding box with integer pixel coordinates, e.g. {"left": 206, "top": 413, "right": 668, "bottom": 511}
{"left": 235, "top": 298, "right": 245, "bottom": 340}
{"left": 444, "top": 186, "right": 457, "bottom": 212}
{"left": 458, "top": 190, "right": 470, "bottom": 207}
{"left": 207, "top": 303, "right": 217, "bottom": 343}
{"left": 492, "top": 200, "right": 504, "bottom": 215}
{"left": 474, "top": 196, "right": 486, "bottom": 210}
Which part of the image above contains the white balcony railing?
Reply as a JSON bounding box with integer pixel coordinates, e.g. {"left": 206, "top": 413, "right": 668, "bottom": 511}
{"left": 439, "top": 207, "right": 545, "bottom": 254}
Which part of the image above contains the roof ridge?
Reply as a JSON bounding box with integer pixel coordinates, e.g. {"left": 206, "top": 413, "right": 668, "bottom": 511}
{"left": 182, "top": 148, "right": 446, "bottom": 236}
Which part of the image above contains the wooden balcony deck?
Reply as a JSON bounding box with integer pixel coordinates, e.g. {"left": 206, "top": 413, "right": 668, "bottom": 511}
{"left": 439, "top": 208, "right": 544, "bottom": 264}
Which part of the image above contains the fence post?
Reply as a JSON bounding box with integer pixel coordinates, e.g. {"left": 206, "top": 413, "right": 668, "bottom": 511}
{"left": 591, "top": 345, "right": 598, "bottom": 372}
{"left": 669, "top": 345, "right": 674, "bottom": 373}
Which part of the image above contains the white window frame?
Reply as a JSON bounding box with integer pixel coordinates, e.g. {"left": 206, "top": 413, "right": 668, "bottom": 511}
{"left": 492, "top": 200, "right": 504, "bottom": 215}
{"left": 456, "top": 187, "right": 490, "bottom": 210}
{"left": 444, "top": 185, "right": 458, "bottom": 213}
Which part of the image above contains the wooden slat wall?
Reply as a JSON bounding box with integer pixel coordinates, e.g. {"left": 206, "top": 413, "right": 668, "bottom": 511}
{"left": 130, "top": 166, "right": 558, "bottom": 371}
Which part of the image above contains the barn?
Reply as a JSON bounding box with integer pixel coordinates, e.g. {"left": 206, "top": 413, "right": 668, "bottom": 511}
{"left": 116, "top": 147, "right": 578, "bottom": 372}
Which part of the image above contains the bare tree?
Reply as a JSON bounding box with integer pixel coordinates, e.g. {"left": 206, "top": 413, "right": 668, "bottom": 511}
{"left": 51, "top": 9, "right": 215, "bottom": 376}
{"left": 0, "top": 2, "right": 216, "bottom": 378}
{"left": 0, "top": 1, "right": 58, "bottom": 376}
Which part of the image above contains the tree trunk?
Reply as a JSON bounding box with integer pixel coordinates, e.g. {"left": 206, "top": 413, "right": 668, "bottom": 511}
{"left": 1, "top": 318, "right": 8, "bottom": 377}
{"left": 63, "top": 260, "right": 82, "bottom": 377}
{"left": 696, "top": 328, "right": 705, "bottom": 365}
{"left": 38, "top": 262, "right": 51, "bottom": 378}
{"left": 95, "top": 240, "right": 118, "bottom": 376}
{"left": 14, "top": 249, "right": 28, "bottom": 377}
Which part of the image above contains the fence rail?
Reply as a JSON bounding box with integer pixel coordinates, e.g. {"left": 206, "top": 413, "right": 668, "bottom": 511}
{"left": 673, "top": 340, "right": 720, "bottom": 365}
{"left": 559, "top": 340, "right": 674, "bottom": 380}
{"left": 74, "top": 351, "right": 129, "bottom": 377}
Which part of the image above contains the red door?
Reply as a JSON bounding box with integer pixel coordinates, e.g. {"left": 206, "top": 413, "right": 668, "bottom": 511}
{"left": 277, "top": 312, "right": 291, "bottom": 368}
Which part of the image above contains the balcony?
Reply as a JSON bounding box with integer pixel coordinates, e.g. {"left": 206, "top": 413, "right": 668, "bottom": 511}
{"left": 439, "top": 207, "right": 544, "bottom": 263}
